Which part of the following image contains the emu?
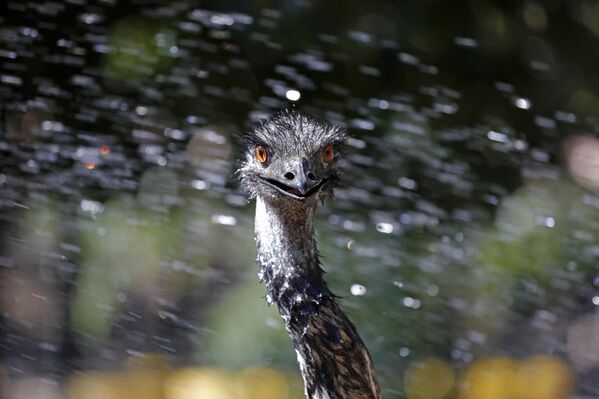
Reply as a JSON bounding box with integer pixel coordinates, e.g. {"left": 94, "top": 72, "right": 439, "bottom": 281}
{"left": 238, "top": 110, "right": 380, "bottom": 399}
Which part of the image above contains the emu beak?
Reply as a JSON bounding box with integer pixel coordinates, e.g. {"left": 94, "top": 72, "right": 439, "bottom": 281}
{"left": 260, "top": 162, "right": 326, "bottom": 200}
{"left": 290, "top": 167, "right": 312, "bottom": 195}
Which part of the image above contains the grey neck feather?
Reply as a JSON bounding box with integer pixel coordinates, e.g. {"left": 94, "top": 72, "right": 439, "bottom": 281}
{"left": 255, "top": 196, "right": 317, "bottom": 269}
{"left": 254, "top": 196, "right": 329, "bottom": 309}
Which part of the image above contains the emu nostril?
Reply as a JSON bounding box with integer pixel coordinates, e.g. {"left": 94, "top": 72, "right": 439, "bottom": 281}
{"left": 307, "top": 172, "right": 317, "bottom": 180}
{"left": 284, "top": 172, "right": 295, "bottom": 180}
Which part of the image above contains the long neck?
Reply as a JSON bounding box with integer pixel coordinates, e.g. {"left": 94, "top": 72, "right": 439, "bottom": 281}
{"left": 254, "top": 196, "right": 330, "bottom": 310}
{"left": 254, "top": 196, "right": 380, "bottom": 399}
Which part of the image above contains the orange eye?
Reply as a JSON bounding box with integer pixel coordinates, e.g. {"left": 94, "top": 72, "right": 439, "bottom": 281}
{"left": 323, "top": 145, "right": 335, "bottom": 163}
{"left": 255, "top": 145, "right": 268, "bottom": 164}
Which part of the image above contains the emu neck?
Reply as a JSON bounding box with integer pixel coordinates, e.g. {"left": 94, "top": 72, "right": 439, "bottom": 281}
{"left": 254, "top": 196, "right": 380, "bottom": 399}
{"left": 254, "top": 196, "right": 327, "bottom": 306}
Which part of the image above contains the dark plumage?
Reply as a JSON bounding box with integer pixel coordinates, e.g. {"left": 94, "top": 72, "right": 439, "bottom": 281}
{"left": 238, "top": 110, "right": 381, "bottom": 399}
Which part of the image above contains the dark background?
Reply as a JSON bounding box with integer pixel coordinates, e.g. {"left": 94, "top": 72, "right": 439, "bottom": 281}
{"left": 1, "top": 0, "right": 599, "bottom": 398}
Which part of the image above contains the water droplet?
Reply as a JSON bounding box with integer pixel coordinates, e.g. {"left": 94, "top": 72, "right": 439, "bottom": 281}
{"left": 376, "top": 222, "right": 394, "bottom": 234}
{"left": 487, "top": 130, "right": 508, "bottom": 143}
{"left": 454, "top": 36, "right": 478, "bottom": 47}
{"left": 80, "top": 199, "right": 104, "bottom": 215}
{"left": 135, "top": 106, "right": 149, "bottom": 116}
{"left": 285, "top": 89, "right": 301, "bottom": 101}
{"left": 350, "top": 284, "right": 367, "bottom": 296}
{"left": 398, "top": 177, "right": 417, "bottom": 190}
{"left": 347, "top": 240, "right": 354, "bottom": 251}
{"left": 191, "top": 179, "right": 207, "bottom": 190}
{"left": 427, "top": 285, "right": 439, "bottom": 297}
{"left": 211, "top": 214, "right": 237, "bottom": 226}
{"left": 514, "top": 97, "right": 531, "bottom": 109}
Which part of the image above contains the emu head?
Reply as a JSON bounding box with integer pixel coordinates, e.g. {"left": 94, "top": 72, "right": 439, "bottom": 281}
{"left": 238, "top": 110, "right": 346, "bottom": 204}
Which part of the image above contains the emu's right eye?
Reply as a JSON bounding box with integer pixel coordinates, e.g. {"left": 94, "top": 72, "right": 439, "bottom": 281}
{"left": 323, "top": 145, "right": 335, "bottom": 163}
{"left": 255, "top": 145, "right": 268, "bottom": 164}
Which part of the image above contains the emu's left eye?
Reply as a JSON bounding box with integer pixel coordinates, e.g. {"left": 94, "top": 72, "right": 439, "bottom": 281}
{"left": 323, "top": 145, "right": 335, "bottom": 163}
{"left": 255, "top": 145, "right": 268, "bottom": 164}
